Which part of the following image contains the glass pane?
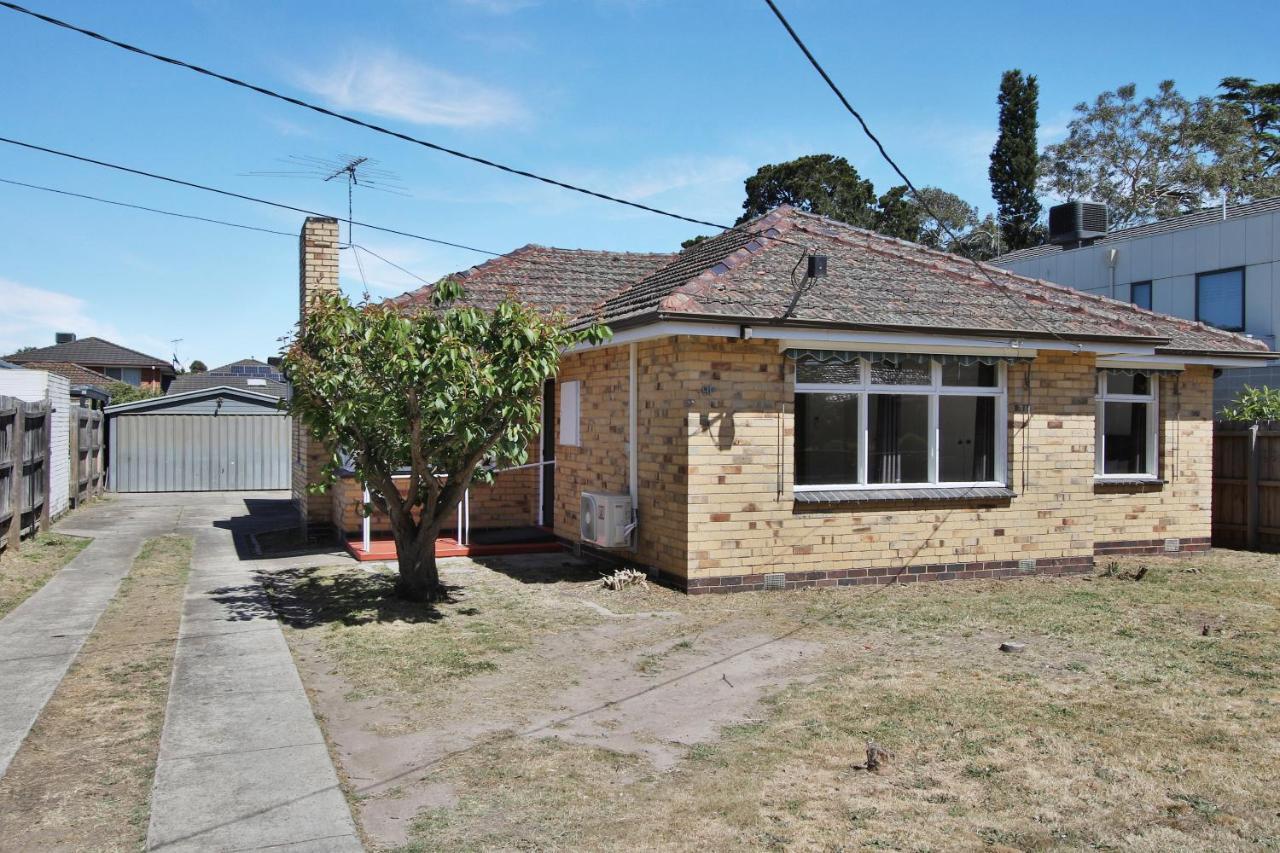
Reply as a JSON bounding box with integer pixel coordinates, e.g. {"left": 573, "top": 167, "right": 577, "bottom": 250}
{"left": 939, "top": 396, "right": 996, "bottom": 482}
{"left": 941, "top": 361, "right": 997, "bottom": 387}
{"left": 869, "top": 355, "right": 931, "bottom": 386}
{"left": 1197, "top": 269, "right": 1244, "bottom": 331}
{"left": 795, "top": 393, "right": 858, "bottom": 486}
{"left": 1131, "top": 281, "right": 1152, "bottom": 310}
{"left": 1106, "top": 372, "right": 1150, "bottom": 396}
{"left": 797, "top": 358, "right": 861, "bottom": 385}
{"left": 1103, "top": 401, "right": 1149, "bottom": 475}
{"left": 868, "top": 394, "right": 929, "bottom": 484}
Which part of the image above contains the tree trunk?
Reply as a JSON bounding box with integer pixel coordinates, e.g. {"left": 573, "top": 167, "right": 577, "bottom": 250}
{"left": 393, "top": 529, "right": 445, "bottom": 602}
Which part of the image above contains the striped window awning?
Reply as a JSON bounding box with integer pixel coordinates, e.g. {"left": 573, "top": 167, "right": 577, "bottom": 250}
{"left": 785, "top": 349, "right": 1032, "bottom": 366}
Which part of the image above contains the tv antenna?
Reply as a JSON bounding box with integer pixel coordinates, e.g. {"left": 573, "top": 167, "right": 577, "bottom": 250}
{"left": 169, "top": 337, "right": 184, "bottom": 371}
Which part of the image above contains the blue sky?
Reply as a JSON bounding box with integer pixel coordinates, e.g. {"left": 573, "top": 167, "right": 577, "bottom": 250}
{"left": 2, "top": 0, "right": 1277, "bottom": 367}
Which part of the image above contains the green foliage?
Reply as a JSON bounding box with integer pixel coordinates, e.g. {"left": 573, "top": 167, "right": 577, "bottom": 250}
{"left": 105, "top": 382, "right": 162, "bottom": 404}
{"left": 1218, "top": 76, "right": 1280, "bottom": 187}
{"left": 1039, "top": 80, "right": 1279, "bottom": 228}
{"left": 283, "top": 281, "right": 608, "bottom": 599}
{"left": 989, "top": 69, "right": 1042, "bottom": 252}
{"left": 873, "top": 185, "right": 920, "bottom": 241}
{"left": 1219, "top": 385, "right": 1280, "bottom": 423}
{"left": 737, "top": 154, "right": 877, "bottom": 228}
{"left": 188, "top": 360, "right": 208, "bottom": 373}
{"left": 680, "top": 235, "right": 709, "bottom": 249}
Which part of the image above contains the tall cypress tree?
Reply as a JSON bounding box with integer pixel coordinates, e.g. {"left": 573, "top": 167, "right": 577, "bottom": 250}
{"left": 989, "top": 70, "right": 1042, "bottom": 252}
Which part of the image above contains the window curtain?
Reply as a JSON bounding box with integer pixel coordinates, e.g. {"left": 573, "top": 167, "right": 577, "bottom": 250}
{"left": 971, "top": 397, "right": 994, "bottom": 480}
{"left": 874, "top": 397, "right": 901, "bottom": 482}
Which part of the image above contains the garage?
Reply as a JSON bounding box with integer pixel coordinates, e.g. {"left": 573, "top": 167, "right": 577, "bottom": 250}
{"left": 107, "top": 386, "right": 291, "bottom": 492}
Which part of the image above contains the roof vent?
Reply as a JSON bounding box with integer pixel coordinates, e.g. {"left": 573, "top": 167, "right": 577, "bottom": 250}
{"left": 55, "top": 332, "right": 76, "bottom": 344}
{"left": 247, "top": 378, "right": 267, "bottom": 387}
{"left": 1048, "top": 202, "right": 1108, "bottom": 245}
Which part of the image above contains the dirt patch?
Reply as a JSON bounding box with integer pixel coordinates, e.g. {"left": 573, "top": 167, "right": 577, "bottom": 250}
{"left": 0, "top": 535, "right": 191, "bottom": 851}
{"left": 283, "top": 550, "right": 1280, "bottom": 851}
{"left": 0, "top": 531, "right": 90, "bottom": 619}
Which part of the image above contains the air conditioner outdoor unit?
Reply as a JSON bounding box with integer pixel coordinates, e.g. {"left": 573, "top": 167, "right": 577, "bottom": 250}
{"left": 1047, "top": 201, "right": 1109, "bottom": 245}
{"left": 580, "top": 491, "right": 633, "bottom": 548}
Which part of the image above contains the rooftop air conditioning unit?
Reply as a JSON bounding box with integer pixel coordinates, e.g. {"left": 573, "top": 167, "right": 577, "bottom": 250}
{"left": 1048, "top": 201, "right": 1109, "bottom": 245}
{"left": 580, "top": 491, "right": 633, "bottom": 548}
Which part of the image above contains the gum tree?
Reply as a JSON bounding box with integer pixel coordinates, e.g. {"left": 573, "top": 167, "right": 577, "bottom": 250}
{"left": 284, "top": 280, "right": 608, "bottom": 602}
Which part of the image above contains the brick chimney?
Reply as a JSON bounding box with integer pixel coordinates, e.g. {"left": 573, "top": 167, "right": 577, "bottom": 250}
{"left": 292, "top": 217, "right": 340, "bottom": 531}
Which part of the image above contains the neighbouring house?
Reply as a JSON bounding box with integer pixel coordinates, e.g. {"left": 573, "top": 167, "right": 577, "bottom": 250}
{"left": 6, "top": 333, "right": 176, "bottom": 391}
{"left": 16, "top": 361, "right": 115, "bottom": 404}
{"left": 167, "top": 358, "right": 289, "bottom": 398}
{"left": 993, "top": 198, "right": 1280, "bottom": 412}
{"left": 294, "top": 207, "right": 1270, "bottom": 593}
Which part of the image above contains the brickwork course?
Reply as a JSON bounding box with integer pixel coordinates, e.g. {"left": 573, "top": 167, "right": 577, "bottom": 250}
{"left": 293, "top": 207, "right": 1272, "bottom": 592}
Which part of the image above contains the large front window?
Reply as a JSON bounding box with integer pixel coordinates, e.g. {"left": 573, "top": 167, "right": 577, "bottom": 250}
{"left": 1096, "top": 371, "right": 1158, "bottom": 478}
{"left": 794, "top": 355, "right": 1006, "bottom": 490}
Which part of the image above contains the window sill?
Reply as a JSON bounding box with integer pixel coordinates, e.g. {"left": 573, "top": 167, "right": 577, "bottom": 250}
{"left": 794, "top": 486, "right": 1016, "bottom": 504}
{"left": 1093, "top": 477, "right": 1165, "bottom": 490}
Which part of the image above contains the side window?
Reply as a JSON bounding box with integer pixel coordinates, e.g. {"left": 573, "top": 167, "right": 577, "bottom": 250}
{"left": 1197, "top": 268, "right": 1244, "bottom": 331}
{"left": 1096, "top": 371, "right": 1158, "bottom": 478}
{"left": 558, "top": 380, "right": 580, "bottom": 447}
{"left": 1130, "top": 281, "right": 1152, "bottom": 311}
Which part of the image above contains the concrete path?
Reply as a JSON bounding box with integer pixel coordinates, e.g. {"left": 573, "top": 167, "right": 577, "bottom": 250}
{"left": 0, "top": 498, "right": 182, "bottom": 778}
{"left": 144, "top": 494, "right": 362, "bottom": 852}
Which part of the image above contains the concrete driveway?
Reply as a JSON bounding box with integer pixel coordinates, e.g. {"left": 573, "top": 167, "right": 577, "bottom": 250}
{"left": 0, "top": 491, "right": 362, "bottom": 852}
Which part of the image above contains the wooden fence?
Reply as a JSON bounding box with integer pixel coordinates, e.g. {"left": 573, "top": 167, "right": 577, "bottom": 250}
{"left": 70, "top": 404, "right": 105, "bottom": 508}
{"left": 0, "top": 394, "right": 52, "bottom": 553}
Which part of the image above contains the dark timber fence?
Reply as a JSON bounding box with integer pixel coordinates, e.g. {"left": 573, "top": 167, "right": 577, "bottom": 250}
{"left": 0, "top": 394, "right": 52, "bottom": 553}
{"left": 1212, "top": 421, "right": 1280, "bottom": 550}
{"left": 70, "top": 404, "right": 105, "bottom": 508}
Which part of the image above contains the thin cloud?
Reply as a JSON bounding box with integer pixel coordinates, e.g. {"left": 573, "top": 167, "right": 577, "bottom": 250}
{"left": 293, "top": 50, "right": 526, "bottom": 129}
{"left": 452, "top": 0, "right": 538, "bottom": 13}
{"left": 0, "top": 279, "right": 128, "bottom": 357}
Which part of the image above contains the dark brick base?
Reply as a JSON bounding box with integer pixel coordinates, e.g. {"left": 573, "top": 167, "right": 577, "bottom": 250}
{"left": 1093, "top": 537, "right": 1211, "bottom": 557}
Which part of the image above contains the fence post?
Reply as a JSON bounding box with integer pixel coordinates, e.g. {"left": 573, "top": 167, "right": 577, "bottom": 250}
{"left": 68, "top": 405, "right": 79, "bottom": 508}
{"left": 1247, "top": 423, "right": 1261, "bottom": 550}
{"left": 40, "top": 404, "right": 52, "bottom": 532}
{"left": 8, "top": 407, "right": 24, "bottom": 552}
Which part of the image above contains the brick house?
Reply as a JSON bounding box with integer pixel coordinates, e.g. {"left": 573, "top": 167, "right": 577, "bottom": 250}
{"left": 6, "top": 334, "right": 175, "bottom": 391}
{"left": 295, "top": 207, "right": 1271, "bottom": 593}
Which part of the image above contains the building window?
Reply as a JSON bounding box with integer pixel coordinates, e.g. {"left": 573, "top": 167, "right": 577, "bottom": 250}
{"left": 1096, "top": 371, "right": 1158, "bottom": 478}
{"left": 558, "top": 379, "right": 580, "bottom": 447}
{"left": 103, "top": 366, "right": 143, "bottom": 386}
{"left": 1196, "top": 268, "right": 1245, "bottom": 332}
{"left": 1130, "top": 281, "right": 1152, "bottom": 310}
{"left": 794, "top": 355, "right": 1006, "bottom": 490}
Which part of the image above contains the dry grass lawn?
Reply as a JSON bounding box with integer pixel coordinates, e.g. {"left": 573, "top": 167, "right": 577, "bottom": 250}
{"left": 0, "top": 531, "right": 90, "bottom": 619}
{"left": 0, "top": 535, "right": 192, "bottom": 851}
{"left": 276, "top": 550, "right": 1280, "bottom": 852}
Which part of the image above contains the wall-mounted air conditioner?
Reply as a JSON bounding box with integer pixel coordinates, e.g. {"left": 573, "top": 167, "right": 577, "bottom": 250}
{"left": 580, "top": 491, "right": 633, "bottom": 548}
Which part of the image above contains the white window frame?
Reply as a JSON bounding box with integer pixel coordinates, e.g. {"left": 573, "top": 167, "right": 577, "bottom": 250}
{"left": 558, "top": 379, "right": 581, "bottom": 447}
{"left": 1095, "top": 371, "right": 1159, "bottom": 480}
{"left": 794, "top": 357, "right": 1008, "bottom": 492}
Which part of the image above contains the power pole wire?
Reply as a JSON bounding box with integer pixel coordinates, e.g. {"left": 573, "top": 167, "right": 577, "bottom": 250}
{"left": 0, "top": 0, "right": 738, "bottom": 234}
{"left": 0, "top": 136, "right": 504, "bottom": 256}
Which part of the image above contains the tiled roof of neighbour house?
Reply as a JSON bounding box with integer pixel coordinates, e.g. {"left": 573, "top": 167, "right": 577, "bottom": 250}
{"left": 5, "top": 336, "right": 177, "bottom": 373}
{"left": 993, "top": 196, "right": 1280, "bottom": 264}
{"left": 167, "top": 359, "right": 288, "bottom": 397}
{"left": 387, "top": 245, "right": 675, "bottom": 318}
{"left": 584, "top": 206, "right": 1271, "bottom": 357}
{"left": 18, "top": 361, "right": 115, "bottom": 388}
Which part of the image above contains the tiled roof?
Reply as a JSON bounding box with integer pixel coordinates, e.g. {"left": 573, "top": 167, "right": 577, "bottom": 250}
{"left": 17, "top": 361, "right": 114, "bottom": 388}
{"left": 584, "top": 206, "right": 1269, "bottom": 356}
{"left": 5, "top": 336, "right": 175, "bottom": 373}
{"left": 168, "top": 358, "right": 287, "bottom": 396}
{"left": 388, "top": 245, "right": 674, "bottom": 318}
{"left": 993, "top": 196, "right": 1280, "bottom": 264}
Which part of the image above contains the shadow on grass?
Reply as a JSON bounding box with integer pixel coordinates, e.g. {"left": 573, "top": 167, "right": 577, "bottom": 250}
{"left": 209, "top": 566, "right": 459, "bottom": 628}
{"left": 470, "top": 552, "right": 612, "bottom": 586}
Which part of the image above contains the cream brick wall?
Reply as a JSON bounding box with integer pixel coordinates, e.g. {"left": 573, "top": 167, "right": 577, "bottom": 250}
{"left": 557, "top": 336, "right": 1214, "bottom": 588}
{"left": 292, "top": 216, "right": 340, "bottom": 528}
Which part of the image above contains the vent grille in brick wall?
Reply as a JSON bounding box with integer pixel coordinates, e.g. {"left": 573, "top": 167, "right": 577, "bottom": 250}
{"left": 1164, "top": 538, "right": 1180, "bottom": 552}
{"left": 763, "top": 572, "right": 786, "bottom": 591}
{"left": 1018, "top": 558, "right": 1036, "bottom": 572}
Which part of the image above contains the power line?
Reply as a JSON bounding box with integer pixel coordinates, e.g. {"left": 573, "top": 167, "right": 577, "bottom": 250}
{"left": 0, "top": 0, "right": 738, "bottom": 234}
{"left": 0, "top": 176, "right": 296, "bottom": 237}
{"left": 0, "top": 136, "right": 504, "bottom": 257}
{"left": 761, "top": 0, "right": 1068, "bottom": 342}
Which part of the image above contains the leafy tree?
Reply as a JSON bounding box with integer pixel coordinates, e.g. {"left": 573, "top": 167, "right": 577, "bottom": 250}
{"left": 737, "top": 154, "right": 877, "bottom": 228}
{"left": 680, "top": 235, "right": 709, "bottom": 249}
{"left": 874, "top": 185, "right": 921, "bottom": 241}
{"left": 189, "top": 360, "right": 208, "bottom": 373}
{"left": 283, "top": 281, "right": 608, "bottom": 602}
{"left": 1219, "top": 385, "right": 1280, "bottom": 423}
{"left": 989, "top": 69, "right": 1042, "bottom": 251}
{"left": 913, "top": 187, "right": 981, "bottom": 250}
{"left": 1218, "top": 77, "right": 1280, "bottom": 189}
{"left": 105, "top": 382, "right": 162, "bottom": 404}
{"left": 1039, "top": 80, "right": 1259, "bottom": 228}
